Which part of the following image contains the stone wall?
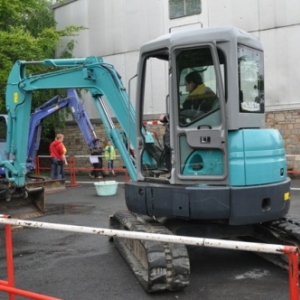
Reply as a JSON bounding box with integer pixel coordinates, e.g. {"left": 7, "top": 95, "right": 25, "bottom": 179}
{"left": 266, "top": 110, "right": 300, "bottom": 172}
{"left": 59, "top": 122, "right": 122, "bottom": 173}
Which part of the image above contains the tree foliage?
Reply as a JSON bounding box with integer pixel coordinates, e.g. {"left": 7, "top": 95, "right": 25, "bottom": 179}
{"left": 0, "top": 0, "right": 85, "bottom": 142}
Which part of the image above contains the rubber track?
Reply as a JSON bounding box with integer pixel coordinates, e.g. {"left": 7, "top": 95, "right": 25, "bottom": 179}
{"left": 267, "top": 215, "right": 300, "bottom": 246}
{"left": 254, "top": 215, "right": 300, "bottom": 270}
{"left": 110, "top": 210, "right": 190, "bottom": 292}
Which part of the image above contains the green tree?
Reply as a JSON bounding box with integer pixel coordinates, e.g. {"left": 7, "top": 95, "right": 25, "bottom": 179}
{"left": 0, "top": 0, "right": 85, "bottom": 143}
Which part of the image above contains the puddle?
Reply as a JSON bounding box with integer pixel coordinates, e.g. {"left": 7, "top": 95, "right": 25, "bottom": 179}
{"left": 45, "top": 203, "right": 95, "bottom": 215}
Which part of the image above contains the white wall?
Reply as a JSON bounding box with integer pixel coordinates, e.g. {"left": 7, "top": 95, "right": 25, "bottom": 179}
{"left": 54, "top": 0, "right": 169, "bottom": 118}
{"left": 206, "top": 0, "right": 300, "bottom": 111}
{"left": 53, "top": 0, "right": 300, "bottom": 117}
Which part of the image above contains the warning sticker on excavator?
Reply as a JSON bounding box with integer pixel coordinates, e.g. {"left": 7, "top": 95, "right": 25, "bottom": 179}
{"left": 13, "top": 92, "right": 18, "bottom": 103}
{"left": 284, "top": 192, "right": 290, "bottom": 201}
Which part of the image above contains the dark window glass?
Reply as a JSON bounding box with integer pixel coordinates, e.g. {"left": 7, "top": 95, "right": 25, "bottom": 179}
{"left": 169, "top": 0, "right": 201, "bottom": 19}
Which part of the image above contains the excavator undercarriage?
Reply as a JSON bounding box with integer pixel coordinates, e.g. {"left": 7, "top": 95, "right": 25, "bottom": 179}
{"left": 109, "top": 210, "right": 300, "bottom": 292}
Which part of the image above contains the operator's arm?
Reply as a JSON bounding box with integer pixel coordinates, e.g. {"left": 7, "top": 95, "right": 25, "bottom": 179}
{"left": 159, "top": 114, "right": 169, "bottom": 123}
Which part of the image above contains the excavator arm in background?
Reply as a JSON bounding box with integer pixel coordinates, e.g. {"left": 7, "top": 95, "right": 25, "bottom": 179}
{"left": 27, "top": 88, "right": 101, "bottom": 173}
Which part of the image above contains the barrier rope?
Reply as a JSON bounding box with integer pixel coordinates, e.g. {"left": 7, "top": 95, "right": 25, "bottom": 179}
{"left": 0, "top": 215, "right": 298, "bottom": 300}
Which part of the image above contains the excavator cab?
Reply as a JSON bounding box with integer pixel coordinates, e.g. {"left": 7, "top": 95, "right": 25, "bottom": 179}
{"left": 126, "top": 26, "right": 290, "bottom": 225}
{"left": 137, "top": 27, "right": 266, "bottom": 184}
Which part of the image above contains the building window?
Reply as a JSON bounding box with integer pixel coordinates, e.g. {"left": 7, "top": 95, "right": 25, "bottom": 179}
{"left": 169, "top": 0, "right": 201, "bottom": 19}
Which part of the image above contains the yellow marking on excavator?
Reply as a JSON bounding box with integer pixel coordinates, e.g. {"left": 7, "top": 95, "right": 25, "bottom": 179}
{"left": 13, "top": 92, "right": 18, "bottom": 103}
{"left": 284, "top": 192, "right": 290, "bottom": 201}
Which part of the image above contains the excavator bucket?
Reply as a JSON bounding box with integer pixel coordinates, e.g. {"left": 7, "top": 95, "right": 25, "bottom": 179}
{"left": 0, "top": 179, "right": 65, "bottom": 219}
{"left": 27, "top": 178, "right": 66, "bottom": 194}
{"left": 0, "top": 186, "right": 45, "bottom": 219}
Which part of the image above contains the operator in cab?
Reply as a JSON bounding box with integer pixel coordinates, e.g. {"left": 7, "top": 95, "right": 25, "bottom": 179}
{"left": 159, "top": 71, "right": 216, "bottom": 179}
{"left": 180, "top": 71, "right": 216, "bottom": 124}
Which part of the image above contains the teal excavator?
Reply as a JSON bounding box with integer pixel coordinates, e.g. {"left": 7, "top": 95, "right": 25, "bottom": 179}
{"left": 3, "top": 26, "right": 297, "bottom": 293}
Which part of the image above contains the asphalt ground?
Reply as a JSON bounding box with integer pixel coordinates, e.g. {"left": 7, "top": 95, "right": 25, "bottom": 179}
{"left": 0, "top": 175, "right": 299, "bottom": 300}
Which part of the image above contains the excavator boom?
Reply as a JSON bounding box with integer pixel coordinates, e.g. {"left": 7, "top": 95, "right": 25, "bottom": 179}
{"left": 2, "top": 57, "right": 160, "bottom": 218}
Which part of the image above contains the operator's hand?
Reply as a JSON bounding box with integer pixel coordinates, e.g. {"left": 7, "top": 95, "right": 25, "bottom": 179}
{"left": 65, "top": 160, "right": 68, "bottom": 166}
{"left": 159, "top": 114, "right": 168, "bottom": 123}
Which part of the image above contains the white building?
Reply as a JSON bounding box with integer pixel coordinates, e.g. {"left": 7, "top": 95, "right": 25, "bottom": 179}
{"left": 52, "top": 0, "right": 300, "bottom": 114}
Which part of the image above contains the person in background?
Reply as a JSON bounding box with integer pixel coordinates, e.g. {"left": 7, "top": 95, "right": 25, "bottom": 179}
{"left": 89, "top": 140, "right": 105, "bottom": 179}
{"left": 104, "top": 140, "right": 116, "bottom": 177}
{"left": 49, "top": 133, "right": 68, "bottom": 179}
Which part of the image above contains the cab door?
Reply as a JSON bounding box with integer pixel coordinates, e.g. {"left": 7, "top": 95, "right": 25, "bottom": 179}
{"left": 172, "top": 45, "right": 228, "bottom": 184}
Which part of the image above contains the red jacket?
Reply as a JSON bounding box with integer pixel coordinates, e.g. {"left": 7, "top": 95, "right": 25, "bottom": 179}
{"left": 49, "top": 140, "right": 65, "bottom": 160}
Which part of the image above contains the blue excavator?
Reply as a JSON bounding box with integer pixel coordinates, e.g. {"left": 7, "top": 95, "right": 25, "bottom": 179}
{"left": 26, "top": 88, "right": 101, "bottom": 173}
{"left": 3, "top": 26, "right": 297, "bottom": 292}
